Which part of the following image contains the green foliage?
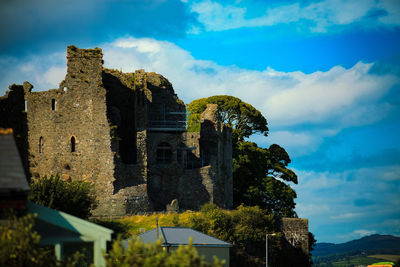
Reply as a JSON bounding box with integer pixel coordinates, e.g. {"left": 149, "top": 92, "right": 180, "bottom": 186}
{"left": 104, "top": 236, "right": 224, "bottom": 267}
{"left": 233, "top": 141, "right": 297, "bottom": 216}
{"left": 188, "top": 203, "right": 234, "bottom": 242}
{"left": 188, "top": 203, "right": 285, "bottom": 266}
{"left": 187, "top": 95, "right": 268, "bottom": 140}
{"left": 187, "top": 113, "right": 201, "bottom": 132}
{"left": 0, "top": 213, "right": 86, "bottom": 267}
{"left": 187, "top": 95, "right": 298, "bottom": 217}
{"left": 0, "top": 213, "right": 56, "bottom": 267}
{"left": 172, "top": 213, "right": 180, "bottom": 226}
{"left": 28, "top": 174, "right": 97, "bottom": 219}
{"left": 90, "top": 218, "right": 131, "bottom": 239}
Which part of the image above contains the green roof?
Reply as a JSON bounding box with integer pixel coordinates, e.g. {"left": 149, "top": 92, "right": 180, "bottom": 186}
{"left": 27, "top": 201, "right": 113, "bottom": 266}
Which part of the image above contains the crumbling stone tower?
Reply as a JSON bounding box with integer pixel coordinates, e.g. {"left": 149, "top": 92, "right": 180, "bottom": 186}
{"left": 0, "top": 46, "right": 233, "bottom": 216}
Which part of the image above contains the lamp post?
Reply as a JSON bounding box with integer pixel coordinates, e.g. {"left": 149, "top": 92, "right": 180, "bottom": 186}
{"left": 266, "top": 233, "right": 276, "bottom": 267}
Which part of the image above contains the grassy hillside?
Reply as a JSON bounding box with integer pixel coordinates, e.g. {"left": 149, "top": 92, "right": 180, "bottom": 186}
{"left": 313, "top": 234, "right": 400, "bottom": 257}
{"left": 313, "top": 235, "right": 400, "bottom": 266}
{"left": 369, "top": 254, "right": 400, "bottom": 262}
{"left": 314, "top": 254, "right": 399, "bottom": 267}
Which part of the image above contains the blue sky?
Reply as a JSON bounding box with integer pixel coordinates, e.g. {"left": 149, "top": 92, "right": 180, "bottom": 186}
{"left": 1, "top": 0, "right": 399, "bottom": 244}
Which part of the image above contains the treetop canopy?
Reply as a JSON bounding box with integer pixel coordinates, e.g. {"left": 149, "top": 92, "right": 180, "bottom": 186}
{"left": 187, "top": 95, "right": 268, "bottom": 140}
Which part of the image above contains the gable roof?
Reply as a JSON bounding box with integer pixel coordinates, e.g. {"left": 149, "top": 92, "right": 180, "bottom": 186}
{"left": 27, "top": 201, "right": 113, "bottom": 267}
{"left": 0, "top": 129, "right": 29, "bottom": 195}
{"left": 131, "top": 227, "right": 232, "bottom": 247}
{"left": 27, "top": 201, "right": 113, "bottom": 244}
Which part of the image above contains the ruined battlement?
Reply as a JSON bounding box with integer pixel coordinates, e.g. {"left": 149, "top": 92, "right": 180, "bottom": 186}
{"left": 67, "top": 45, "right": 103, "bottom": 58}
{"left": 281, "top": 218, "right": 309, "bottom": 254}
{"left": 0, "top": 46, "right": 233, "bottom": 216}
{"left": 63, "top": 45, "right": 104, "bottom": 90}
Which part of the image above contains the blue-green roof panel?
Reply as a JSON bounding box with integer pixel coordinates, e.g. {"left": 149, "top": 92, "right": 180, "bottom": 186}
{"left": 131, "top": 227, "right": 232, "bottom": 247}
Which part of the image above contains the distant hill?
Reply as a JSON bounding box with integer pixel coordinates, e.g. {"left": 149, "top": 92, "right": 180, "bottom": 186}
{"left": 313, "top": 234, "right": 400, "bottom": 257}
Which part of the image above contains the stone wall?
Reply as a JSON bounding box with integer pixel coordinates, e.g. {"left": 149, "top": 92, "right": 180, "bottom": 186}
{"left": 281, "top": 218, "right": 309, "bottom": 255}
{"left": 25, "top": 46, "right": 116, "bottom": 216}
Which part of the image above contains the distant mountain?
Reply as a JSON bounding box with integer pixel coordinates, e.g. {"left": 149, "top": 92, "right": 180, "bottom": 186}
{"left": 313, "top": 234, "right": 400, "bottom": 257}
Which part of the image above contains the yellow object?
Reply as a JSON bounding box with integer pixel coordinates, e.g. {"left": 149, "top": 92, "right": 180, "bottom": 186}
{"left": 0, "top": 128, "right": 13, "bottom": 135}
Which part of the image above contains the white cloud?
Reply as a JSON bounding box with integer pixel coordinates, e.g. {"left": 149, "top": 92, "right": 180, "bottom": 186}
{"left": 294, "top": 169, "right": 345, "bottom": 191}
{"left": 331, "top": 212, "right": 364, "bottom": 220}
{"left": 337, "top": 229, "right": 377, "bottom": 242}
{"left": 380, "top": 165, "right": 400, "bottom": 181}
{"left": 264, "top": 62, "right": 398, "bottom": 127}
{"left": 249, "top": 130, "right": 325, "bottom": 156}
{"left": 43, "top": 66, "right": 66, "bottom": 87}
{"left": 189, "top": 0, "right": 400, "bottom": 33}
{"left": 292, "top": 165, "right": 400, "bottom": 242}
{"left": 0, "top": 52, "right": 66, "bottom": 93}
{"left": 377, "top": 0, "right": 400, "bottom": 25}
{"left": 296, "top": 203, "right": 330, "bottom": 216}
{"left": 115, "top": 38, "right": 162, "bottom": 54}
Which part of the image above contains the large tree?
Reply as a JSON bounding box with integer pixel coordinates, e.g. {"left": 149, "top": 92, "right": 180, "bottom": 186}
{"left": 187, "top": 95, "right": 268, "bottom": 142}
{"left": 187, "top": 95, "right": 297, "bottom": 217}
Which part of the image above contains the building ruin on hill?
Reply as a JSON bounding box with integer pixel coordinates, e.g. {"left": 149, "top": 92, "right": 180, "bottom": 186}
{"left": 0, "top": 45, "right": 233, "bottom": 216}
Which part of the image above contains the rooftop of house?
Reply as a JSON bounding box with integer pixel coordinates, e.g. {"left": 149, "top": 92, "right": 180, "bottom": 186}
{"left": 124, "top": 226, "right": 232, "bottom": 248}
{"left": 0, "top": 128, "right": 29, "bottom": 195}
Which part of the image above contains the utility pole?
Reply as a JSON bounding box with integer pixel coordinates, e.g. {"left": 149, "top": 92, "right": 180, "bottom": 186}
{"left": 156, "top": 217, "right": 159, "bottom": 239}
{"left": 266, "top": 233, "right": 276, "bottom": 267}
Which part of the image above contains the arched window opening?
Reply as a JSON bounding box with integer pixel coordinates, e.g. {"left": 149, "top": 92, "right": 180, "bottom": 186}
{"left": 51, "top": 99, "right": 56, "bottom": 110}
{"left": 70, "top": 136, "right": 76, "bottom": 152}
{"left": 156, "top": 142, "right": 172, "bottom": 164}
{"left": 39, "top": 137, "right": 43, "bottom": 154}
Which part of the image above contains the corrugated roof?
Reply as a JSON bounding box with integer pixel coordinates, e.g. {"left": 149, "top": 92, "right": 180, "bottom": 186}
{"left": 126, "top": 227, "right": 232, "bottom": 248}
{"left": 0, "top": 130, "right": 29, "bottom": 193}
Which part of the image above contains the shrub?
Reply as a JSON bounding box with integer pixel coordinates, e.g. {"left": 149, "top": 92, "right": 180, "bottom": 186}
{"left": 28, "top": 174, "right": 97, "bottom": 219}
{"left": 104, "top": 237, "right": 224, "bottom": 267}
{"left": 0, "top": 214, "right": 86, "bottom": 267}
{"left": 0, "top": 214, "right": 56, "bottom": 267}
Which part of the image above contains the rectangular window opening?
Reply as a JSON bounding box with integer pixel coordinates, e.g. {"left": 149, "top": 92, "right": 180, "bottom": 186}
{"left": 51, "top": 99, "right": 56, "bottom": 111}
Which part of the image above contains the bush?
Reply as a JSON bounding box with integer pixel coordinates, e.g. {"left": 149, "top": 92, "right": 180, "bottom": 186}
{"left": 0, "top": 214, "right": 86, "bottom": 267}
{"left": 28, "top": 174, "right": 97, "bottom": 219}
{"left": 187, "top": 203, "right": 305, "bottom": 267}
{"left": 0, "top": 214, "right": 56, "bottom": 267}
{"left": 104, "top": 237, "right": 224, "bottom": 267}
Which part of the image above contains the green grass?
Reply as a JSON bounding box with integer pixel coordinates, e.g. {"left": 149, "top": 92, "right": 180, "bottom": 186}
{"left": 315, "top": 254, "right": 400, "bottom": 267}
{"left": 332, "top": 255, "right": 383, "bottom": 266}
{"left": 315, "top": 255, "right": 391, "bottom": 267}
{"left": 369, "top": 254, "right": 400, "bottom": 262}
{"left": 96, "top": 211, "right": 203, "bottom": 238}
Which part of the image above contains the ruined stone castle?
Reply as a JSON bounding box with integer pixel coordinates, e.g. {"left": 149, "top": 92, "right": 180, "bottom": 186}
{"left": 0, "top": 46, "right": 233, "bottom": 216}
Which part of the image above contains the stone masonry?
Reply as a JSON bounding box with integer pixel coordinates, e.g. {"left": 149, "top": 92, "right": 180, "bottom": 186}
{"left": 281, "top": 218, "right": 309, "bottom": 255}
{"left": 0, "top": 46, "right": 233, "bottom": 216}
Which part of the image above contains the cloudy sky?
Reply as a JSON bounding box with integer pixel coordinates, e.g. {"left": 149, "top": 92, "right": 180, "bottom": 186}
{"left": 1, "top": 0, "right": 399, "bottom": 244}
